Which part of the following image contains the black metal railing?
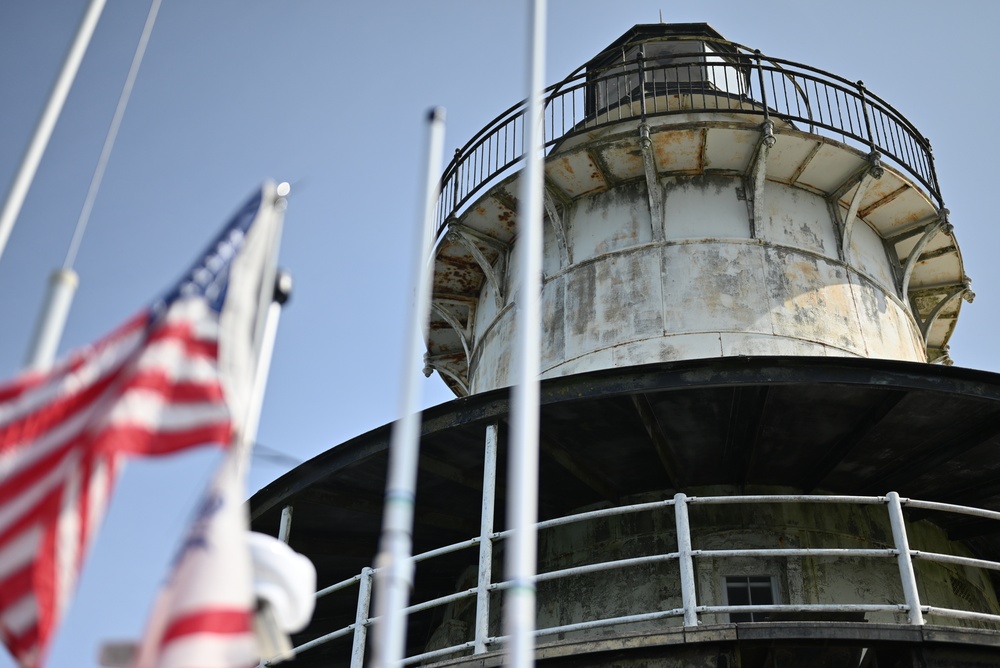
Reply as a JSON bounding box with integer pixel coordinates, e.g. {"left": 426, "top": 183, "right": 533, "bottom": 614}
{"left": 435, "top": 44, "right": 940, "bottom": 234}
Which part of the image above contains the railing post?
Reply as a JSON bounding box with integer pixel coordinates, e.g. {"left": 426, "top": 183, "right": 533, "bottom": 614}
{"left": 753, "top": 50, "right": 770, "bottom": 125}
{"left": 674, "top": 493, "right": 698, "bottom": 627}
{"left": 856, "top": 80, "right": 877, "bottom": 154}
{"left": 886, "top": 492, "right": 924, "bottom": 625}
{"left": 278, "top": 504, "right": 293, "bottom": 543}
{"left": 637, "top": 45, "right": 648, "bottom": 121}
{"left": 351, "top": 567, "right": 375, "bottom": 668}
{"left": 474, "top": 423, "right": 499, "bottom": 654}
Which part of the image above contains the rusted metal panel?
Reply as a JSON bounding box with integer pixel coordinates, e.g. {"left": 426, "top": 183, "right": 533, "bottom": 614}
{"left": 864, "top": 183, "right": 937, "bottom": 237}
{"left": 648, "top": 127, "right": 706, "bottom": 174}
{"left": 795, "top": 143, "right": 866, "bottom": 193}
{"left": 544, "top": 150, "right": 607, "bottom": 198}
{"left": 702, "top": 127, "right": 758, "bottom": 172}
{"left": 766, "top": 133, "right": 825, "bottom": 183}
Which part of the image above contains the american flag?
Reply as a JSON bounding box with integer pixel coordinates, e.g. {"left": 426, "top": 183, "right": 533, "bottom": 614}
{"left": 130, "top": 447, "right": 258, "bottom": 668}
{"left": 0, "top": 184, "right": 281, "bottom": 668}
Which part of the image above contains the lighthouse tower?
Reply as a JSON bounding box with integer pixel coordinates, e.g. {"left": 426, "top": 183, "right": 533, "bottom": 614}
{"left": 251, "top": 24, "right": 1000, "bottom": 667}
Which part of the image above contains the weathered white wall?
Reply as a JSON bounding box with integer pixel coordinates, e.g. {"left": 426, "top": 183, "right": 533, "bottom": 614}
{"left": 468, "top": 172, "right": 924, "bottom": 394}
{"left": 426, "top": 488, "right": 1000, "bottom": 653}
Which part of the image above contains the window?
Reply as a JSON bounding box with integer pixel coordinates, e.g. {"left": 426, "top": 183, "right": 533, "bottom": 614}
{"left": 725, "top": 575, "right": 775, "bottom": 623}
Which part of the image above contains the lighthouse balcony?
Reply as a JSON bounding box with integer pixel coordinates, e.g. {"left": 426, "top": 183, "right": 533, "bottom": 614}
{"left": 435, "top": 31, "right": 941, "bottom": 231}
{"left": 251, "top": 358, "right": 1000, "bottom": 667}
{"left": 265, "top": 489, "right": 1000, "bottom": 667}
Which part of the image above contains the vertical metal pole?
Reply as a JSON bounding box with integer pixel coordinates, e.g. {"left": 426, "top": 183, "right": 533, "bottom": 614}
{"left": 351, "top": 567, "right": 375, "bottom": 668}
{"left": 887, "top": 492, "right": 924, "bottom": 625}
{"left": 474, "top": 423, "right": 499, "bottom": 654}
{"left": 857, "top": 80, "right": 877, "bottom": 154}
{"left": 233, "top": 265, "right": 291, "bottom": 480}
{"left": 504, "top": 1, "right": 547, "bottom": 666}
{"left": 674, "top": 493, "right": 698, "bottom": 627}
{"left": 370, "top": 108, "right": 446, "bottom": 668}
{"left": 637, "top": 45, "right": 647, "bottom": 121}
{"left": 0, "top": 0, "right": 107, "bottom": 266}
{"left": 278, "top": 505, "right": 293, "bottom": 544}
{"left": 23, "top": 267, "right": 79, "bottom": 371}
{"left": 753, "top": 51, "right": 770, "bottom": 125}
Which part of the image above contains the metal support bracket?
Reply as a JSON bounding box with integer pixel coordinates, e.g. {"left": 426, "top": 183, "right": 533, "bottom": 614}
{"left": 744, "top": 120, "right": 776, "bottom": 238}
{"left": 422, "top": 352, "right": 470, "bottom": 396}
{"left": 828, "top": 152, "right": 883, "bottom": 259}
{"left": 638, "top": 124, "right": 665, "bottom": 242}
{"left": 543, "top": 187, "right": 571, "bottom": 267}
{"left": 917, "top": 277, "right": 974, "bottom": 341}
{"left": 430, "top": 301, "right": 472, "bottom": 367}
{"left": 901, "top": 209, "right": 952, "bottom": 297}
{"left": 446, "top": 221, "right": 508, "bottom": 310}
{"left": 927, "top": 346, "right": 953, "bottom": 366}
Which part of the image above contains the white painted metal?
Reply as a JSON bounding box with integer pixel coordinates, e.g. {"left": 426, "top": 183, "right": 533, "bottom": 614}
{"left": 674, "top": 493, "right": 698, "bottom": 627}
{"left": 887, "top": 491, "right": 925, "bottom": 625}
{"left": 285, "top": 491, "right": 1000, "bottom": 661}
{"left": 23, "top": 268, "right": 79, "bottom": 371}
{"left": 474, "top": 424, "right": 498, "bottom": 654}
{"left": 371, "top": 108, "right": 446, "bottom": 668}
{"left": 0, "top": 0, "right": 106, "bottom": 266}
{"left": 432, "top": 114, "right": 968, "bottom": 396}
{"left": 350, "top": 567, "right": 374, "bottom": 668}
{"left": 278, "top": 505, "right": 293, "bottom": 544}
{"left": 469, "top": 173, "right": 931, "bottom": 392}
{"left": 504, "top": 0, "right": 546, "bottom": 666}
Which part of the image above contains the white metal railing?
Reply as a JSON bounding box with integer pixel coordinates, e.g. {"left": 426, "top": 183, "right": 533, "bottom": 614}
{"left": 269, "top": 490, "right": 1000, "bottom": 666}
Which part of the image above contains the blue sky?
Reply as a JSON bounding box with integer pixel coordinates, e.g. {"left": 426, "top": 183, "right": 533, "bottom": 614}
{"left": 2, "top": 1, "right": 1000, "bottom": 666}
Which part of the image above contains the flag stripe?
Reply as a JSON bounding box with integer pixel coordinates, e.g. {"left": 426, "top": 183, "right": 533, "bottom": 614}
{"left": 0, "top": 185, "right": 276, "bottom": 668}
{"left": 161, "top": 609, "right": 252, "bottom": 644}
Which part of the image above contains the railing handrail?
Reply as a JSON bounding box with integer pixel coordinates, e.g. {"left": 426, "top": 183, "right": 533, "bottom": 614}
{"left": 274, "top": 492, "right": 1000, "bottom": 667}
{"left": 435, "top": 47, "right": 941, "bottom": 238}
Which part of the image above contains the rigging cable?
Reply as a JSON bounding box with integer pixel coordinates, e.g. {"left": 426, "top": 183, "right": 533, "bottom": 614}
{"left": 63, "top": 0, "right": 162, "bottom": 269}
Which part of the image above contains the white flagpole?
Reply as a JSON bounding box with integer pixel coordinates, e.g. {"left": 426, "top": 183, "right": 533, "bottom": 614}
{"left": 505, "top": 0, "right": 547, "bottom": 666}
{"left": 235, "top": 185, "right": 289, "bottom": 474}
{"left": 0, "top": 0, "right": 107, "bottom": 267}
{"left": 370, "top": 107, "right": 446, "bottom": 668}
{"left": 24, "top": 0, "right": 163, "bottom": 373}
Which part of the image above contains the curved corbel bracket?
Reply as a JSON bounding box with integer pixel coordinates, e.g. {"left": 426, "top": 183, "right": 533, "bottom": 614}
{"left": 744, "top": 120, "right": 776, "bottom": 238}
{"left": 430, "top": 302, "right": 472, "bottom": 367}
{"left": 927, "top": 346, "right": 953, "bottom": 366}
{"left": 543, "top": 187, "right": 571, "bottom": 267}
{"left": 447, "top": 222, "right": 507, "bottom": 310}
{"left": 423, "top": 353, "right": 470, "bottom": 396}
{"left": 638, "top": 123, "right": 664, "bottom": 242}
{"left": 918, "top": 277, "right": 974, "bottom": 341}
{"left": 901, "top": 209, "right": 951, "bottom": 297}
{"left": 835, "top": 152, "right": 883, "bottom": 259}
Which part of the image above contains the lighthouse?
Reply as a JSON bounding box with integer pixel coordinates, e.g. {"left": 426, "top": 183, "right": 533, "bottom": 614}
{"left": 250, "top": 23, "right": 1000, "bottom": 667}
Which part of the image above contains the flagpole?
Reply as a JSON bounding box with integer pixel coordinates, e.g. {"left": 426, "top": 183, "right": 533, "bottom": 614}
{"left": 0, "top": 0, "right": 107, "bottom": 267}
{"left": 505, "top": 0, "right": 547, "bottom": 666}
{"left": 23, "top": 0, "right": 164, "bottom": 373}
{"left": 370, "top": 107, "right": 446, "bottom": 668}
{"left": 234, "top": 186, "right": 289, "bottom": 475}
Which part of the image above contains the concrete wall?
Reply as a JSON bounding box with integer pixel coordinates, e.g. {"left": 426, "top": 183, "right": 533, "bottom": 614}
{"left": 469, "top": 173, "right": 924, "bottom": 394}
